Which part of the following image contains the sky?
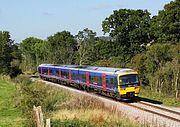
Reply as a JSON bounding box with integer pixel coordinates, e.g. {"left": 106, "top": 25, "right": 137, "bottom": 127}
{"left": 0, "top": 0, "right": 173, "bottom": 43}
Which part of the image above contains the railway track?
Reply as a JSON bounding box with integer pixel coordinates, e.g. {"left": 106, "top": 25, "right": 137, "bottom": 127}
{"left": 33, "top": 78, "right": 180, "bottom": 126}
{"left": 96, "top": 94, "right": 180, "bottom": 123}
{"left": 137, "top": 101, "right": 180, "bottom": 116}
{"left": 122, "top": 102, "right": 180, "bottom": 123}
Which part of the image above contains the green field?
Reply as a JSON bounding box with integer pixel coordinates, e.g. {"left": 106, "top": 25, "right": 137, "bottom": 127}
{"left": 0, "top": 80, "right": 24, "bottom": 127}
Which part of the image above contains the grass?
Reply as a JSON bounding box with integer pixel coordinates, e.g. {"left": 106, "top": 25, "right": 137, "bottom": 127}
{"left": 0, "top": 75, "right": 147, "bottom": 127}
{"left": 52, "top": 96, "right": 144, "bottom": 127}
{"left": 140, "top": 87, "right": 180, "bottom": 107}
{"left": 1, "top": 75, "right": 177, "bottom": 127}
{"left": 12, "top": 75, "right": 73, "bottom": 126}
{"left": 0, "top": 79, "right": 24, "bottom": 127}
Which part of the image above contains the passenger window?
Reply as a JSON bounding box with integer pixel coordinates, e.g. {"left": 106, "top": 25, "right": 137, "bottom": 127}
{"left": 113, "top": 78, "right": 117, "bottom": 87}
{"left": 110, "top": 78, "right": 113, "bottom": 85}
{"left": 94, "top": 76, "right": 98, "bottom": 84}
{"left": 99, "top": 76, "right": 102, "bottom": 85}
{"left": 55, "top": 70, "right": 59, "bottom": 76}
{"left": 82, "top": 73, "right": 86, "bottom": 82}
{"left": 106, "top": 78, "right": 109, "bottom": 85}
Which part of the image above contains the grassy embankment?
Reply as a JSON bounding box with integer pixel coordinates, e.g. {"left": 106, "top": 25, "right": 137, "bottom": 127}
{"left": 51, "top": 95, "right": 146, "bottom": 127}
{"left": 140, "top": 87, "right": 180, "bottom": 107}
{"left": 12, "top": 75, "right": 145, "bottom": 127}
{"left": 0, "top": 79, "right": 24, "bottom": 127}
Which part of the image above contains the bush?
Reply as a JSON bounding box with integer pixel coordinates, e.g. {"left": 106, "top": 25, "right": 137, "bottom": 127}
{"left": 9, "top": 66, "right": 22, "bottom": 78}
{"left": 14, "top": 75, "right": 71, "bottom": 126}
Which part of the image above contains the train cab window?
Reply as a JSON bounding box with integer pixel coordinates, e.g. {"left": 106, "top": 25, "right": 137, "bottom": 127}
{"left": 120, "top": 74, "right": 139, "bottom": 85}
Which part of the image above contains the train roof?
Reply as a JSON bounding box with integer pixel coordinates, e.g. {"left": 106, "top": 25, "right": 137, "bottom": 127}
{"left": 38, "top": 64, "right": 137, "bottom": 75}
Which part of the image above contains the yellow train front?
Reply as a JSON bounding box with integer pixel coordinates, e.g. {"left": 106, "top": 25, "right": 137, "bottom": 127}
{"left": 116, "top": 70, "right": 140, "bottom": 100}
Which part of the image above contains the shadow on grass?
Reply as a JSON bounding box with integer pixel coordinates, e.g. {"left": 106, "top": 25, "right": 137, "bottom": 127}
{"left": 136, "top": 97, "right": 163, "bottom": 104}
{"left": 125, "top": 97, "right": 163, "bottom": 104}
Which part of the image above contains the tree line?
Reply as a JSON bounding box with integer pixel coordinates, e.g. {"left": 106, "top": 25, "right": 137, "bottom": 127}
{"left": 0, "top": 0, "right": 179, "bottom": 98}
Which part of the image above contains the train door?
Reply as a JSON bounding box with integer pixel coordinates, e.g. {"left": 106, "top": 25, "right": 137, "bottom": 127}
{"left": 102, "top": 73, "right": 106, "bottom": 91}
{"left": 86, "top": 72, "right": 90, "bottom": 87}
{"left": 69, "top": 69, "right": 72, "bottom": 81}
{"left": 48, "top": 67, "right": 50, "bottom": 77}
{"left": 59, "top": 68, "right": 62, "bottom": 79}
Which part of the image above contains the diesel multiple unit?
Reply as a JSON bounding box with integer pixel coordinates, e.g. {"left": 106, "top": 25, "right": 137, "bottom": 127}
{"left": 38, "top": 64, "right": 140, "bottom": 100}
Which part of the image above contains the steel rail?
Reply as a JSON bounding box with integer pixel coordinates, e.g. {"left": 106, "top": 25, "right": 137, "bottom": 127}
{"left": 121, "top": 102, "right": 180, "bottom": 123}
{"left": 137, "top": 101, "right": 180, "bottom": 116}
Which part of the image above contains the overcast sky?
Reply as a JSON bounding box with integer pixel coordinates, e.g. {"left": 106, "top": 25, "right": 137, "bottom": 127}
{"left": 0, "top": 0, "right": 173, "bottom": 43}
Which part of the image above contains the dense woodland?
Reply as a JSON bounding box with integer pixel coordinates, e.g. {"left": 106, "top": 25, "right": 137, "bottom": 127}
{"left": 0, "top": 0, "right": 179, "bottom": 98}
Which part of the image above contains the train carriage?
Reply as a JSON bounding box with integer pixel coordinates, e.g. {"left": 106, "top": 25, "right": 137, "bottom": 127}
{"left": 38, "top": 64, "right": 140, "bottom": 100}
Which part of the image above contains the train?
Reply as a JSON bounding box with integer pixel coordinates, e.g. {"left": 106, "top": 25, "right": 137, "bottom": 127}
{"left": 38, "top": 64, "right": 140, "bottom": 100}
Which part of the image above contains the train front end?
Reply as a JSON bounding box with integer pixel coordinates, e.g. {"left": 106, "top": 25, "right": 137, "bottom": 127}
{"left": 118, "top": 71, "right": 140, "bottom": 99}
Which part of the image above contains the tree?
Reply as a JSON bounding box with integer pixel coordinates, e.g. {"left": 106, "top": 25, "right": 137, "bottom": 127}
{"left": 0, "top": 31, "right": 22, "bottom": 77}
{"left": 47, "top": 31, "right": 77, "bottom": 64}
{"left": 20, "top": 37, "right": 44, "bottom": 72}
{"left": 150, "top": 0, "right": 180, "bottom": 43}
{"left": 75, "top": 28, "right": 97, "bottom": 65}
{"left": 0, "top": 31, "right": 13, "bottom": 74}
{"left": 102, "top": 9, "right": 151, "bottom": 47}
{"left": 9, "top": 44, "right": 22, "bottom": 78}
{"left": 144, "top": 43, "right": 172, "bottom": 91}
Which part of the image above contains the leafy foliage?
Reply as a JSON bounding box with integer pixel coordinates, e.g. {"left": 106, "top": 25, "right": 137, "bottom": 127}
{"left": 75, "top": 28, "right": 97, "bottom": 65}
{"left": 0, "top": 31, "right": 22, "bottom": 77}
{"left": 47, "top": 31, "right": 77, "bottom": 64}
{"left": 102, "top": 9, "right": 151, "bottom": 46}
{"left": 144, "top": 43, "right": 179, "bottom": 97}
{"left": 14, "top": 75, "right": 71, "bottom": 126}
{"left": 20, "top": 37, "right": 45, "bottom": 72}
{"left": 150, "top": 0, "right": 180, "bottom": 43}
{"left": 0, "top": 31, "right": 13, "bottom": 74}
{"left": 145, "top": 44, "right": 172, "bottom": 74}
